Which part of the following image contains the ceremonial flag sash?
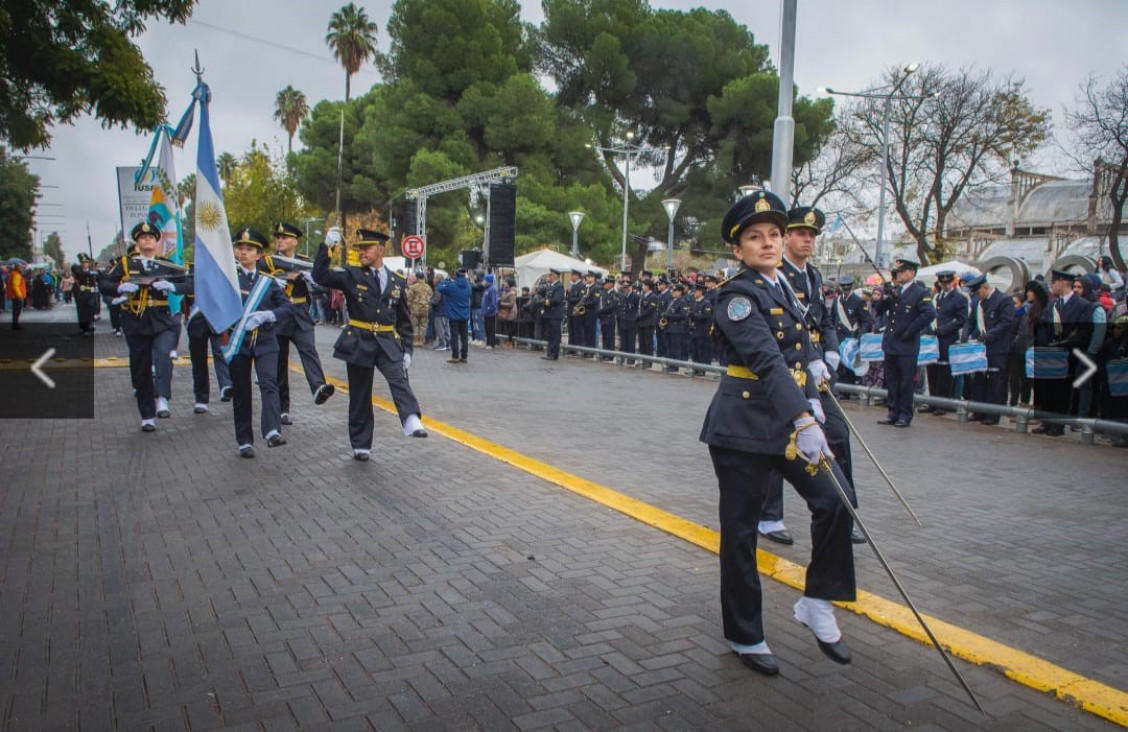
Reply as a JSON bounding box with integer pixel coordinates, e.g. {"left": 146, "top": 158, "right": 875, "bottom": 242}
{"left": 919, "top": 335, "right": 940, "bottom": 365}
{"left": 221, "top": 274, "right": 273, "bottom": 363}
{"left": 1025, "top": 346, "right": 1068, "bottom": 380}
{"left": 949, "top": 342, "right": 988, "bottom": 375}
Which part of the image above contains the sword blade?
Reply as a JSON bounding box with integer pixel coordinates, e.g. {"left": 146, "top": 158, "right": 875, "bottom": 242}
{"left": 816, "top": 455, "right": 985, "bottom": 715}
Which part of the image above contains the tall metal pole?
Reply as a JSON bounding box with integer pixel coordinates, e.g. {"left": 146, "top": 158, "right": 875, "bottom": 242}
{"left": 620, "top": 150, "right": 631, "bottom": 272}
{"left": 335, "top": 108, "right": 345, "bottom": 262}
{"left": 876, "top": 95, "right": 892, "bottom": 271}
{"left": 662, "top": 198, "right": 681, "bottom": 273}
{"left": 770, "top": 0, "right": 797, "bottom": 204}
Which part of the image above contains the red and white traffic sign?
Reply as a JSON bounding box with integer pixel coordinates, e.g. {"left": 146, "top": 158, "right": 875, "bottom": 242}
{"left": 402, "top": 235, "right": 426, "bottom": 259}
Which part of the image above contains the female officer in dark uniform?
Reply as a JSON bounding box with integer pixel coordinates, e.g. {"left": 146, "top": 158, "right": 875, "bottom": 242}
{"left": 700, "top": 190, "right": 856, "bottom": 676}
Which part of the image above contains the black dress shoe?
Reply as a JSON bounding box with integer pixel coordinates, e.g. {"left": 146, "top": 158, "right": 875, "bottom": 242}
{"left": 267, "top": 434, "right": 287, "bottom": 448}
{"left": 411, "top": 428, "right": 428, "bottom": 438}
{"left": 239, "top": 446, "right": 255, "bottom": 459}
{"left": 966, "top": 414, "right": 983, "bottom": 422}
{"left": 876, "top": 418, "right": 897, "bottom": 426}
{"left": 219, "top": 386, "right": 233, "bottom": 402}
{"left": 894, "top": 420, "right": 910, "bottom": 428}
{"left": 353, "top": 450, "right": 370, "bottom": 461}
{"left": 851, "top": 528, "right": 866, "bottom": 544}
{"left": 734, "top": 651, "right": 780, "bottom": 676}
{"left": 917, "top": 405, "right": 934, "bottom": 414}
{"left": 761, "top": 529, "right": 794, "bottom": 545}
{"left": 141, "top": 423, "right": 156, "bottom": 433}
{"left": 314, "top": 383, "right": 335, "bottom": 405}
{"left": 979, "top": 418, "right": 999, "bottom": 426}
{"left": 931, "top": 409, "right": 949, "bottom": 416}
{"left": 280, "top": 413, "right": 293, "bottom": 425}
{"left": 1032, "top": 425, "right": 1062, "bottom": 436}
{"left": 815, "top": 637, "right": 852, "bottom": 665}
{"left": 540, "top": 355, "right": 558, "bottom": 360}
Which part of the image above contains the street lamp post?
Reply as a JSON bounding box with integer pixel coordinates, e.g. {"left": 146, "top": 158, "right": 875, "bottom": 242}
{"left": 302, "top": 217, "right": 321, "bottom": 257}
{"left": 661, "top": 198, "right": 681, "bottom": 272}
{"left": 821, "top": 64, "right": 933, "bottom": 270}
{"left": 567, "top": 211, "right": 585, "bottom": 259}
{"left": 586, "top": 131, "right": 666, "bottom": 273}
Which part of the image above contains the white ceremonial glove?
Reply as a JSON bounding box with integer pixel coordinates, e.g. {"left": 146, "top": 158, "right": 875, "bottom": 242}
{"left": 244, "top": 310, "right": 276, "bottom": 331}
{"left": 325, "top": 227, "right": 342, "bottom": 246}
{"left": 808, "top": 397, "right": 826, "bottom": 424}
{"left": 793, "top": 415, "right": 834, "bottom": 464}
{"left": 151, "top": 280, "right": 175, "bottom": 293}
{"left": 824, "top": 350, "right": 841, "bottom": 371}
{"left": 403, "top": 352, "right": 412, "bottom": 370}
{"left": 117, "top": 282, "right": 139, "bottom": 294}
{"left": 111, "top": 296, "right": 127, "bottom": 306}
{"left": 302, "top": 271, "right": 316, "bottom": 283}
{"left": 807, "top": 358, "right": 831, "bottom": 387}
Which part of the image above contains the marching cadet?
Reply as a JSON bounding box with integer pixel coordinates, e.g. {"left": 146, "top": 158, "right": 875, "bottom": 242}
{"left": 227, "top": 228, "right": 293, "bottom": 457}
{"left": 661, "top": 282, "right": 690, "bottom": 371}
{"left": 636, "top": 279, "right": 660, "bottom": 361}
{"left": 700, "top": 189, "right": 855, "bottom": 676}
{"left": 964, "top": 273, "right": 1015, "bottom": 425}
{"left": 71, "top": 253, "right": 100, "bottom": 334}
{"left": 617, "top": 280, "right": 639, "bottom": 363}
{"left": 760, "top": 206, "right": 864, "bottom": 546}
{"left": 598, "top": 274, "right": 618, "bottom": 358}
{"left": 920, "top": 271, "right": 967, "bottom": 415}
{"left": 581, "top": 270, "right": 601, "bottom": 351}
{"left": 688, "top": 282, "right": 713, "bottom": 374}
{"left": 313, "top": 227, "right": 427, "bottom": 461}
{"left": 540, "top": 268, "right": 566, "bottom": 360}
{"left": 99, "top": 221, "right": 191, "bottom": 431}
{"left": 566, "top": 269, "right": 585, "bottom": 347}
{"left": 260, "top": 221, "right": 335, "bottom": 425}
{"left": 872, "top": 259, "right": 936, "bottom": 427}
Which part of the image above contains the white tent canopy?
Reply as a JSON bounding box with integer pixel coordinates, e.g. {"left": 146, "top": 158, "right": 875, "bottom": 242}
{"left": 915, "top": 259, "right": 981, "bottom": 288}
{"left": 513, "top": 248, "right": 608, "bottom": 290}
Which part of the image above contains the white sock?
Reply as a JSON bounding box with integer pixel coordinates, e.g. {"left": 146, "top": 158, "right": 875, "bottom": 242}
{"left": 731, "top": 640, "right": 771, "bottom": 655}
{"left": 141, "top": 418, "right": 155, "bottom": 428}
{"left": 795, "top": 597, "right": 841, "bottom": 643}
{"left": 758, "top": 520, "right": 787, "bottom": 534}
{"left": 194, "top": 403, "right": 208, "bottom": 412}
{"left": 402, "top": 414, "right": 423, "bottom": 436}
{"left": 265, "top": 430, "right": 281, "bottom": 440}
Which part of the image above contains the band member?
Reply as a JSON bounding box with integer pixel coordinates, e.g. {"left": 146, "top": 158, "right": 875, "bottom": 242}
{"left": 872, "top": 259, "right": 936, "bottom": 427}
{"left": 99, "top": 222, "right": 192, "bottom": 431}
{"left": 260, "top": 221, "right": 334, "bottom": 425}
{"left": 662, "top": 282, "right": 690, "bottom": 370}
{"left": 598, "top": 275, "right": 618, "bottom": 359}
{"left": 701, "top": 190, "right": 856, "bottom": 676}
{"left": 227, "top": 228, "right": 292, "bottom": 457}
{"left": 71, "top": 253, "right": 100, "bottom": 334}
{"left": 617, "top": 280, "right": 639, "bottom": 362}
{"left": 313, "top": 227, "right": 427, "bottom": 461}
{"left": 566, "top": 269, "right": 584, "bottom": 347}
{"left": 540, "top": 268, "right": 565, "bottom": 360}
{"left": 688, "top": 282, "right": 713, "bottom": 373}
{"left": 580, "top": 270, "right": 600, "bottom": 351}
{"left": 636, "top": 279, "right": 659, "bottom": 359}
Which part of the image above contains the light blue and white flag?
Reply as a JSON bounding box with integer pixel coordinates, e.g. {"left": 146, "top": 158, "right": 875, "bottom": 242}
{"left": 191, "top": 82, "right": 242, "bottom": 333}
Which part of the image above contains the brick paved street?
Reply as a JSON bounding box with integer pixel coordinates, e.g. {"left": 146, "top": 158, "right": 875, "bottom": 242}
{"left": 0, "top": 309, "right": 1123, "bottom": 729}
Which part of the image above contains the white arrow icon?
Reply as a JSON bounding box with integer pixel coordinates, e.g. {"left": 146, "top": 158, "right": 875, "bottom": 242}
{"left": 1073, "top": 348, "right": 1097, "bottom": 388}
{"left": 31, "top": 348, "right": 55, "bottom": 389}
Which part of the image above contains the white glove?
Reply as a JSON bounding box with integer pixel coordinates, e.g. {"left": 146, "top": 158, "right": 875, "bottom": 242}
{"left": 244, "top": 310, "right": 276, "bottom": 331}
{"left": 824, "top": 350, "right": 841, "bottom": 371}
{"left": 807, "top": 359, "right": 831, "bottom": 387}
{"left": 117, "top": 282, "right": 139, "bottom": 294}
{"left": 302, "top": 271, "right": 316, "bottom": 283}
{"left": 325, "top": 227, "right": 342, "bottom": 246}
{"left": 403, "top": 352, "right": 412, "bottom": 370}
{"left": 808, "top": 397, "right": 826, "bottom": 424}
{"left": 793, "top": 416, "right": 834, "bottom": 464}
{"left": 151, "top": 280, "right": 175, "bottom": 293}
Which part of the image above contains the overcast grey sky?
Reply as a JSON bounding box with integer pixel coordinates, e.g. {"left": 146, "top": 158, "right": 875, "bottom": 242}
{"left": 25, "top": 0, "right": 1128, "bottom": 260}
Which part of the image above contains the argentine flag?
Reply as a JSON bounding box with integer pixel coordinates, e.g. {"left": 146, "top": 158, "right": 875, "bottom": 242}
{"left": 192, "top": 82, "right": 242, "bottom": 333}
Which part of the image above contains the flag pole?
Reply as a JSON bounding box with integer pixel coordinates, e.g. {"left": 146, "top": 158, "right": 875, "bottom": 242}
{"left": 335, "top": 108, "right": 345, "bottom": 264}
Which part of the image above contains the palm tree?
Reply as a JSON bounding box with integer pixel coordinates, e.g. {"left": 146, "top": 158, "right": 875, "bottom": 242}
{"left": 273, "top": 86, "right": 310, "bottom": 154}
{"left": 325, "top": 3, "right": 378, "bottom": 101}
{"left": 216, "top": 152, "right": 237, "bottom": 187}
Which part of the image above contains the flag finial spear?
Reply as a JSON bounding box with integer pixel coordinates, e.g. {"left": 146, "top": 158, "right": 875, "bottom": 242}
{"left": 191, "top": 50, "right": 204, "bottom": 83}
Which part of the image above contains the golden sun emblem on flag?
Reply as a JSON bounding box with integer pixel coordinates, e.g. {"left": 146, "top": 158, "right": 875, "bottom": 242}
{"left": 198, "top": 201, "right": 223, "bottom": 230}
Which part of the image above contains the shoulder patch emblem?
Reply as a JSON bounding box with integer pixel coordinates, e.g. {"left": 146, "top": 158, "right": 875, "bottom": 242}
{"left": 727, "top": 296, "right": 753, "bottom": 321}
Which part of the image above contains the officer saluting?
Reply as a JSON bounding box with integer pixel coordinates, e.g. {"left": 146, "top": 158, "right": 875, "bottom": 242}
{"left": 872, "top": 259, "right": 935, "bottom": 427}
{"left": 701, "top": 190, "right": 856, "bottom": 676}
{"left": 260, "top": 221, "right": 334, "bottom": 425}
{"left": 313, "top": 227, "right": 427, "bottom": 461}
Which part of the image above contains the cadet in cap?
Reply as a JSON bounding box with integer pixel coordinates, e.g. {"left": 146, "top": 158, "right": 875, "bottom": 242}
{"left": 892, "top": 258, "right": 920, "bottom": 272}
{"left": 787, "top": 206, "right": 825, "bottom": 234}
{"left": 838, "top": 275, "right": 855, "bottom": 288}
{"left": 356, "top": 228, "right": 390, "bottom": 247}
{"left": 721, "top": 189, "right": 789, "bottom": 243}
{"left": 274, "top": 221, "right": 303, "bottom": 240}
{"left": 934, "top": 270, "right": 956, "bottom": 284}
{"left": 131, "top": 221, "right": 160, "bottom": 241}
{"left": 964, "top": 273, "right": 988, "bottom": 292}
{"left": 549, "top": 267, "right": 562, "bottom": 275}
{"left": 233, "top": 228, "right": 269, "bottom": 249}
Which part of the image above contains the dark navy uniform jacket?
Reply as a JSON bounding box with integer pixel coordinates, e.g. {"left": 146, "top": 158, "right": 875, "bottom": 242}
{"left": 580, "top": 282, "right": 601, "bottom": 313}
{"left": 873, "top": 280, "right": 936, "bottom": 357}
{"left": 700, "top": 267, "right": 819, "bottom": 456}
{"left": 967, "top": 289, "right": 1016, "bottom": 356}
{"left": 1035, "top": 293, "right": 1094, "bottom": 351}
{"left": 779, "top": 258, "right": 838, "bottom": 359}
{"left": 833, "top": 291, "right": 871, "bottom": 341}
{"left": 599, "top": 288, "right": 619, "bottom": 319}
{"left": 636, "top": 291, "right": 660, "bottom": 327}
{"left": 930, "top": 287, "right": 969, "bottom": 356}
{"left": 313, "top": 243, "right": 412, "bottom": 367}
{"left": 566, "top": 280, "right": 584, "bottom": 316}
{"left": 99, "top": 255, "right": 193, "bottom": 336}
{"left": 259, "top": 253, "right": 315, "bottom": 336}
{"left": 617, "top": 290, "right": 639, "bottom": 324}
{"left": 231, "top": 268, "right": 293, "bottom": 358}
{"left": 542, "top": 280, "right": 565, "bottom": 319}
{"left": 689, "top": 296, "right": 714, "bottom": 334}
{"left": 663, "top": 293, "right": 690, "bottom": 334}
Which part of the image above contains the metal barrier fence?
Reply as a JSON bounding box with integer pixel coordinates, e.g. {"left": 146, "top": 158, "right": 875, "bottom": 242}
{"left": 510, "top": 337, "right": 1128, "bottom": 445}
